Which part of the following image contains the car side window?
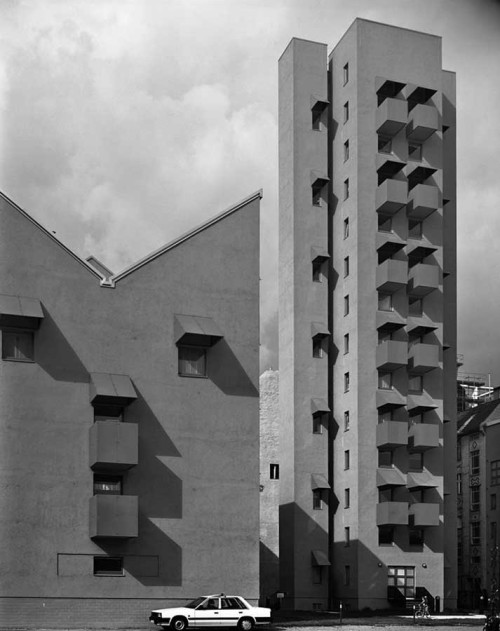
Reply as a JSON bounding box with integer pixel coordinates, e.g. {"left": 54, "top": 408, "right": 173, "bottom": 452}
{"left": 206, "top": 598, "right": 219, "bottom": 610}
{"left": 221, "top": 598, "right": 240, "bottom": 609}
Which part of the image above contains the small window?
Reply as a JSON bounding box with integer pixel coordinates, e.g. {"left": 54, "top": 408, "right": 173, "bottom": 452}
{"left": 344, "top": 488, "right": 350, "bottom": 508}
{"left": 312, "top": 109, "right": 322, "bottom": 131}
{"left": 93, "top": 475, "right": 122, "bottom": 495}
{"left": 409, "top": 527, "right": 424, "bottom": 546}
{"left": 312, "top": 337, "right": 324, "bottom": 358}
{"left": 378, "top": 450, "right": 393, "bottom": 468}
{"left": 378, "top": 292, "right": 393, "bottom": 312}
{"left": 344, "top": 526, "right": 350, "bottom": 546}
{"left": 344, "top": 140, "right": 349, "bottom": 162}
{"left": 344, "top": 295, "right": 349, "bottom": 316}
{"left": 408, "top": 374, "right": 423, "bottom": 394}
{"left": 343, "top": 63, "right": 349, "bottom": 85}
{"left": 408, "top": 142, "right": 422, "bottom": 161}
{"left": 344, "top": 410, "right": 350, "bottom": 431}
{"left": 312, "top": 183, "right": 323, "bottom": 207}
{"left": 344, "top": 565, "right": 350, "bottom": 586}
{"left": 344, "top": 178, "right": 349, "bottom": 200}
{"left": 409, "top": 452, "right": 424, "bottom": 472}
{"left": 344, "top": 450, "right": 350, "bottom": 470}
{"left": 2, "top": 330, "right": 34, "bottom": 362}
{"left": 409, "top": 296, "right": 423, "bottom": 317}
{"left": 344, "top": 372, "right": 350, "bottom": 392}
{"left": 470, "top": 522, "right": 481, "bottom": 546}
{"left": 343, "top": 217, "right": 349, "bottom": 239}
{"left": 270, "top": 464, "right": 279, "bottom": 480}
{"left": 378, "top": 135, "right": 392, "bottom": 154}
{"left": 313, "top": 489, "right": 323, "bottom": 510}
{"left": 343, "top": 102, "right": 349, "bottom": 123}
{"left": 492, "top": 494, "right": 497, "bottom": 510}
{"left": 93, "top": 556, "right": 123, "bottom": 576}
{"left": 471, "top": 450, "right": 480, "bottom": 476}
{"left": 178, "top": 346, "right": 207, "bottom": 377}
{"left": 378, "top": 214, "right": 392, "bottom": 232}
{"left": 313, "top": 413, "right": 324, "bottom": 434}
{"left": 378, "top": 526, "right": 394, "bottom": 545}
{"left": 457, "top": 473, "right": 462, "bottom": 495}
{"left": 344, "top": 333, "right": 349, "bottom": 355}
{"left": 471, "top": 486, "right": 480, "bottom": 512}
{"left": 492, "top": 460, "right": 500, "bottom": 486}
{"left": 312, "top": 258, "right": 324, "bottom": 282}
{"left": 344, "top": 256, "right": 349, "bottom": 277}
{"left": 378, "top": 371, "right": 393, "bottom": 390}
{"left": 408, "top": 219, "right": 423, "bottom": 239}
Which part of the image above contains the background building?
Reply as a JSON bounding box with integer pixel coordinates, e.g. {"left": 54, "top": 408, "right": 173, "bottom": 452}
{"left": 0, "top": 189, "right": 261, "bottom": 628}
{"left": 457, "top": 356, "right": 494, "bottom": 412}
{"left": 279, "top": 19, "right": 457, "bottom": 610}
{"left": 457, "top": 399, "right": 500, "bottom": 610}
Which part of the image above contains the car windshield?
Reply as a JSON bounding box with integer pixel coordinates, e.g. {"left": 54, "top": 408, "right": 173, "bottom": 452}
{"left": 185, "top": 597, "right": 206, "bottom": 609}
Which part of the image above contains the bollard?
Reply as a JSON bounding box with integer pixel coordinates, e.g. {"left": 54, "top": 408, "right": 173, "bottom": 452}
{"left": 339, "top": 601, "right": 342, "bottom": 625}
{"left": 435, "top": 595, "right": 440, "bottom": 614}
{"left": 413, "top": 604, "right": 416, "bottom": 624}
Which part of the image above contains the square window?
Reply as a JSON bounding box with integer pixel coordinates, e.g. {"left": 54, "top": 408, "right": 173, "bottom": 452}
{"left": 378, "top": 214, "right": 392, "bottom": 232}
{"left": 93, "top": 556, "right": 123, "bottom": 576}
{"left": 345, "top": 488, "right": 350, "bottom": 508}
{"left": 344, "top": 256, "right": 349, "bottom": 277}
{"left": 270, "top": 464, "right": 279, "bottom": 480}
{"left": 408, "top": 374, "right": 423, "bottom": 394}
{"left": 378, "top": 292, "right": 393, "bottom": 312}
{"left": 344, "top": 450, "right": 350, "bottom": 470}
{"left": 344, "top": 333, "right": 349, "bottom": 354}
{"left": 343, "top": 102, "right": 349, "bottom": 123}
{"left": 408, "top": 142, "right": 422, "bottom": 161}
{"left": 409, "top": 452, "right": 424, "bottom": 472}
{"left": 343, "top": 217, "right": 349, "bottom": 239}
{"left": 378, "top": 371, "right": 393, "bottom": 390}
{"left": 343, "top": 63, "right": 349, "bottom": 85}
{"left": 378, "top": 526, "right": 394, "bottom": 545}
{"left": 93, "top": 474, "right": 122, "bottom": 495}
{"left": 2, "top": 330, "right": 34, "bottom": 362}
{"left": 344, "top": 178, "right": 349, "bottom": 200}
{"left": 378, "top": 450, "right": 393, "bottom": 468}
{"left": 344, "top": 140, "right": 349, "bottom": 161}
{"left": 313, "top": 489, "right": 323, "bottom": 510}
{"left": 344, "top": 295, "right": 349, "bottom": 316}
{"left": 408, "top": 219, "right": 423, "bottom": 239}
{"left": 178, "top": 346, "right": 207, "bottom": 377}
{"left": 409, "top": 297, "right": 423, "bottom": 317}
{"left": 344, "top": 410, "right": 350, "bottom": 431}
{"left": 378, "top": 135, "right": 392, "bottom": 154}
{"left": 344, "top": 526, "right": 350, "bottom": 546}
{"left": 344, "top": 372, "right": 350, "bottom": 392}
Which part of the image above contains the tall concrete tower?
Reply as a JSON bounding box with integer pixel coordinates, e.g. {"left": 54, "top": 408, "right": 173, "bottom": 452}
{"left": 278, "top": 19, "right": 457, "bottom": 611}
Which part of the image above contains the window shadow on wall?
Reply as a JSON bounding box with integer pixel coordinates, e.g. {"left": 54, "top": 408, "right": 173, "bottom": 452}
{"left": 209, "top": 340, "right": 259, "bottom": 397}
{"left": 36, "top": 311, "right": 89, "bottom": 382}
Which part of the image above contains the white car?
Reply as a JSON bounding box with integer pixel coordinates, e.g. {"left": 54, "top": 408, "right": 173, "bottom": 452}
{"left": 150, "top": 594, "right": 271, "bottom": 631}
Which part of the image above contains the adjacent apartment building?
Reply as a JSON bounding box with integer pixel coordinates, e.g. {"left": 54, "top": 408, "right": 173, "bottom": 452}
{"left": 457, "top": 398, "right": 500, "bottom": 611}
{"left": 0, "top": 189, "right": 261, "bottom": 628}
{"left": 279, "top": 19, "right": 457, "bottom": 610}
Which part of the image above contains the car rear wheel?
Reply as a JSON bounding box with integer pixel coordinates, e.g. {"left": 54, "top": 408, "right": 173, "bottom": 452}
{"left": 171, "top": 617, "right": 188, "bottom": 631}
{"left": 238, "top": 617, "right": 254, "bottom": 631}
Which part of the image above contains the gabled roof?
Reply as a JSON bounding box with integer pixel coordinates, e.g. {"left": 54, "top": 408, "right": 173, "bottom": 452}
{"left": 457, "top": 399, "right": 500, "bottom": 437}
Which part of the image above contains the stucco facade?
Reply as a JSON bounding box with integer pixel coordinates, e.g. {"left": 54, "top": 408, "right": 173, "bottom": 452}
{"left": 278, "top": 19, "right": 457, "bottom": 611}
{"left": 0, "top": 189, "right": 261, "bottom": 628}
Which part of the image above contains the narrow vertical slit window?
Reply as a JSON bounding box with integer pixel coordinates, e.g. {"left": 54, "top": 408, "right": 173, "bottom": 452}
{"left": 344, "top": 178, "right": 350, "bottom": 200}
{"left": 343, "top": 63, "right": 349, "bottom": 85}
{"left": 343, "top": 101, "right": 349, "bottom": 123}
{"left": 344, "top": 140, "right": 349, "bottom": 161}
{"left": 344, "top": 217, "right": 349, "bottom": 239}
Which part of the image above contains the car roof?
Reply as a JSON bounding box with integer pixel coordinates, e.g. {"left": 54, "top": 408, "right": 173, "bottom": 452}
{"left": 202, "top": 594, "right": 241, "bottom": 599}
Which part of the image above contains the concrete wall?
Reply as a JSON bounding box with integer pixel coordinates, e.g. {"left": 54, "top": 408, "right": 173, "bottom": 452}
{"left": 0, "top": 190, "right": 260, "bottom": 627}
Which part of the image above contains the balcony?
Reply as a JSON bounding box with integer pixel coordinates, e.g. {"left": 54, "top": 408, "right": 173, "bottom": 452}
{"left": 409, "top": 502, "right": 440, "bottom": 527}
{"left": 377, "top": 501, "right": 408, "bottom": 526}
{"left": 408, "top": 423, "right": 440, "bottom": 452}
{"left": 376, "top": 421, "right": 408, "bottom": 450}
{"left": 376, "top": 232, "right": 406, "bottom": 264}
{"left": 406, "top": 104, "right": 439, "bottom": 142}
{"left": 376, "top": 468, "right": 406, "bottom": 488}
{"left": 89, "top": 421, "right": 138, "bottom": 471}
{"left": 376, "top": 388, "right": 406, "bottom": 412}
{"left": 376, "top": 98, "right": 407, "bottom": 136}
{"left": 377, "top": 155, "right": 406, "bottom": 186}
{"left": 408, "top": 343, "right": 440, "bottom": 374}
{"left": 407, "top": 392, "right": 437, "bottom": 415}
{"left": 376, "top": 259, "right": 407, "bottom": 293}
{"left": 407, "top": 184, "right": 439, "bottom": 220}
{"left": 407, "top": 315, "right": 438, "bottom": 337}
{"left": 376, "top": 179, "right": 407, "bottom": 215}
{"left": 407, "top": 471, "right": 439, "bottom": 491}
{"left": 89, "top": 494, "right": 138, "bottom": 539}
{"left": 408, "top": 264, "right": 440, "bottom": 296}
{"left": 376, "top": 340, "right": 407, "bottom": 371}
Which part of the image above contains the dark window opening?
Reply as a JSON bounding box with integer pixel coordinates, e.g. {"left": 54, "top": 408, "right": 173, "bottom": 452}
{"left": 178, "top": 345, "right": 207, "bottom": 377}
{"left": 378, "top": 214, "right": 392, "bottom": 232}
{"left": 94, "top": 404, "right": 124, "bottom": 422}
{"left": 409, "top": 527, "right": 424, "bottom": 546}
{"left": 93, "top": 474, "right": 123, "bottom": 495}
{"left": 270, "top": 464, "right": 279, "bottom": 480}
{"left": 378, "top": 135, "right": 392, "bottom": 154}
{"left": 2, "top": 329, "right": 34, "bottom": 362}
{"left": 408, "top": 219, "right": 423, "bottom": 240}
{"left": 409, "top": 452, "right": 424, "bottom": 472}
{"left": 94, "top": 556, "right": 124, "bottom": 576}
{"left": 408, "top": 142, "right": 422, "bottom": 161}
{"left": 378, "top": 450, "right": 393, "bottom": 468}
{"left": 378, "top": 526, "right": 394, "bottom": 545}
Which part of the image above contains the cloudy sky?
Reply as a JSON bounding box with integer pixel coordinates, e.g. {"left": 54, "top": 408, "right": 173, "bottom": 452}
{"left": 1, "top": 0, "right": 500, "bottom": 380}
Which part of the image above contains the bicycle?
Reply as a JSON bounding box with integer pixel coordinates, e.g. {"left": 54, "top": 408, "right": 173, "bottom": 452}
{"left": 415, "top": 602, "right": 431, "bottom": 618}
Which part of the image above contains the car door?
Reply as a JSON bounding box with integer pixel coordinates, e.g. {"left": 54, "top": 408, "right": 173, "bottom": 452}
{"left": 193, "top": 597, "right": 222, "bottom": 627}
{"left": 218, "top": 597, "right": 246, "bottom": 627}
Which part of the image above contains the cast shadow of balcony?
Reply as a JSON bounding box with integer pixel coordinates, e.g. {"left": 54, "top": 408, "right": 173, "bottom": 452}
{"left": 209, "top": 340, "right": 259, "bottom": 397}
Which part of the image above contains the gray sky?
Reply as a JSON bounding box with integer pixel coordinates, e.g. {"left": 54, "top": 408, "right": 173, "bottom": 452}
{"left": 1, "top": 0, "right": 500, "bottom": 380}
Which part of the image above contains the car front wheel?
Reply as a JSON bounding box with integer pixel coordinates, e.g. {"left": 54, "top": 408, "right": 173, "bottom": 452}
{"left": 238, "top": 617, "right": 254, "bottom": 631}
{"left": 171, "top": 617, "right": 188, "bottom": 631}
